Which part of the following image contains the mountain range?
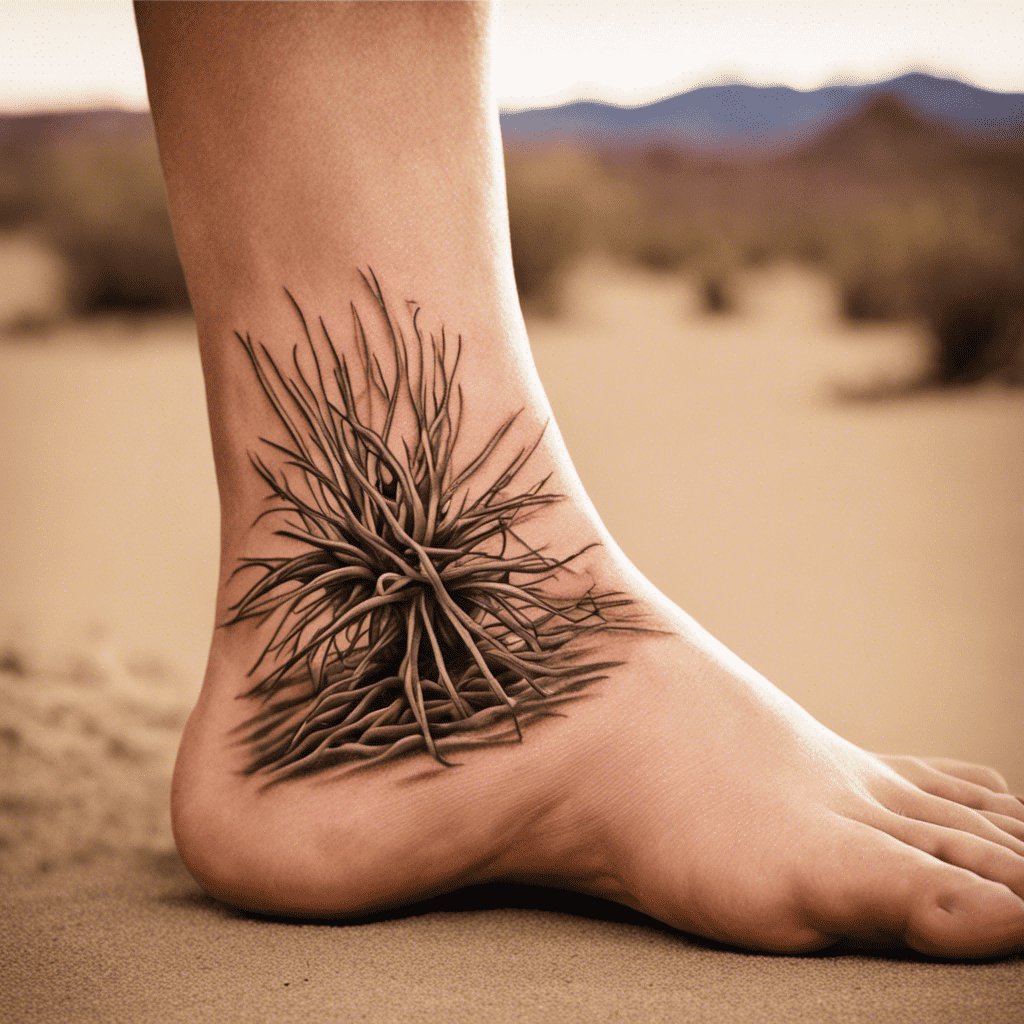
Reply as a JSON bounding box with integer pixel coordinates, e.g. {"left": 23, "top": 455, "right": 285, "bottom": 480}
{"left": 1, "top": 72, "right": 1020, "bottom": 159}
{"left": 499, "top": 72, "right": 1023, "bottom": 156}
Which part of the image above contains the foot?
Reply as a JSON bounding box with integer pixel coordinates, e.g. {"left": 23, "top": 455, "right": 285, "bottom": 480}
{"left": 173, "top": 550, "right": 1024, "bottom": 961}
{"left": 138, "top": 0, "right": 1024, "bottom": 964}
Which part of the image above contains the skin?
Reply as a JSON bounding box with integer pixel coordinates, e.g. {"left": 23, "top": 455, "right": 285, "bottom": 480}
{"left": 135, "top": 1, "right": 1024, "bottom": 958}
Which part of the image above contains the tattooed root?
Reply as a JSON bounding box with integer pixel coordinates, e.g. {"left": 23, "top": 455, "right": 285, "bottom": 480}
{"left": 227, "top": 270, "right": 634, "bottom": 783}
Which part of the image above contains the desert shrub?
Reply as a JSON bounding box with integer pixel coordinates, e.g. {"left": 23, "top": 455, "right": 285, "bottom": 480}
{"left": 0, "top": 158, "right": 34, "bottom": 226}
{"left": 598, "top": 148, "right": 759, "bottom": 312}
{"left": 504, "top": 146, "right": 639, "bottom": 314}
{"left": 916, "top": 250, "right": 1024, "bottom": 384}
{"left": 0, "top": 126, "right": 189, "bottom": 316}
{"left": 0, "top": 230, "right": 71, "bottom": 334}
{"left": 814, "top": 174, "right": 1024, "bottom": 382}
{"left": 33, "top": 133, "right": 190, "bottom": 313}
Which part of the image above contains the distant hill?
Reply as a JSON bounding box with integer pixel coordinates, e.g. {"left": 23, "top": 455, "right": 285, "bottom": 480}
{"left": 500, "top": 73, "right": 1024, "bottom": 156}
{"left": 0, "top": 108, "right": 153, "bottom": 151}
{"left": 795, "top": 94, "right": 964, "bottom": 169}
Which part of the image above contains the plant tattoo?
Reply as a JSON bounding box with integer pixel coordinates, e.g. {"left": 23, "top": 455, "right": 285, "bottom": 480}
{"left": 228, "top": 271, "right": 634, "bottom": 783}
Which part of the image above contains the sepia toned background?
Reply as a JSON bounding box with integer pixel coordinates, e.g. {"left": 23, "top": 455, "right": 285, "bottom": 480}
{"left": 0, "top": 0, "right": 1021, "bottom": 882}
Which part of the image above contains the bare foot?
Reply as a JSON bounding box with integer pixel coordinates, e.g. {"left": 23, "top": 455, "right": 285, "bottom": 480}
{"left": 170, "top": 296, "right": 1024, "bottom": 959}
{"left": 174, "top": 584, "right": 1024, "bottom": 959}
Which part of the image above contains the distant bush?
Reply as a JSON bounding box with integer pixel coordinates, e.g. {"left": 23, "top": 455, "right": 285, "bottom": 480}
{"left": 504, "top": 146, "right": 639, "bottom": 315}
{"left": 40, "top": 133, "right": 189, "bottom": 312}
{"left": 0, "top": 128, "right": 190, "bottom": 315}
{"left": 794, "top": 163, "right": 1024, "bottom": 385}
{"left": 0, "top": 230, "right": 69, "bottom": 333}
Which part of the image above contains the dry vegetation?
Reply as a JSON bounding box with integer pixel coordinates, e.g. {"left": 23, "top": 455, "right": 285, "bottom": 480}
{"left": 507, "top": 97, "right": 1024, "bottom": 386}
{"left": 2, "top": 98, "right": 1022, "bottom": 385}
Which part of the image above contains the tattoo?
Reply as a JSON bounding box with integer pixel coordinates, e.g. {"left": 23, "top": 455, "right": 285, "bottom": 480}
{"left": 227, "top": 270, "right": 634, "bottom": 783}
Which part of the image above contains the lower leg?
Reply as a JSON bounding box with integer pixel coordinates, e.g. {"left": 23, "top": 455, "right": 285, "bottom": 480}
{"left": 135, "top": 0, "right": 1024, "bottom": 957}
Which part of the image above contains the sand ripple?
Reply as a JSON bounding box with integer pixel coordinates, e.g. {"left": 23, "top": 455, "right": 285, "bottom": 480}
{"left": 0, "top": 643, "right": 190, "bottom": 879}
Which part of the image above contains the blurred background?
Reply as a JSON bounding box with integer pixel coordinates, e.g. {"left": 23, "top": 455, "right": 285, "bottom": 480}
{"left": 0, "top": 1, "right": 1021, "bottom": 878}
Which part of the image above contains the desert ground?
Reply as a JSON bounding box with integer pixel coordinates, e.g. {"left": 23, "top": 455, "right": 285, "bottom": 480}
{"left": 1, "top": 259, "right": 1022, "bottom": 1022}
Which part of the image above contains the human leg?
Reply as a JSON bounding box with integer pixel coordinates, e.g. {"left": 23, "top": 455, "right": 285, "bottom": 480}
{"left": 134, "top": 0, "right": 1024, "bottom": 957}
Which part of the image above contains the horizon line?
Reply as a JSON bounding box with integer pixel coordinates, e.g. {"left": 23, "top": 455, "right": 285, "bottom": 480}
{"left": 2, "top": 69, "right": 1018, "bottom": 121}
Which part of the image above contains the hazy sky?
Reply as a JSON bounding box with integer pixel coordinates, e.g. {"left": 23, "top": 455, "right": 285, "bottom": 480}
{"left": 1, "top": 0, "right": 1021, "bottom": 114}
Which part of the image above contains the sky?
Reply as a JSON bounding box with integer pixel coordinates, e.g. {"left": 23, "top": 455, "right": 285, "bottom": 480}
{"left": 1, "top": 0, "right": 1022, "bottom": 115}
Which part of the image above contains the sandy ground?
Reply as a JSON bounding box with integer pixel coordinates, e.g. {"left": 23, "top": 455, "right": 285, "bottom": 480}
{"left": 1, "top": 262, "right": 1022, "bottom": 1022}
{"left": 3, "top": 858, "right": 1023, "bottom": 1024}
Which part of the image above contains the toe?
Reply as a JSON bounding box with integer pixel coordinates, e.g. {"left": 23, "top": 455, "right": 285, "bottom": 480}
{"left": 878, "top": 756, "right": 1024, "bottom": 829}
{"left": 977, "top": 811, "right": 1024, "bottom": 844}
{"left": 800, "top": 818, "right": 1024, "bottom": 959}
{"left": 874, "top": 810, "right": 1024, "bottom": 899}
{"left": 910, "top": 756, "right": 1012, "bottom": 795}
{"left": 907, "top": 875, "right": 1024, "bottom": 959}
{"left": 896, "top": 791, "right": 1024, "bottom": 856}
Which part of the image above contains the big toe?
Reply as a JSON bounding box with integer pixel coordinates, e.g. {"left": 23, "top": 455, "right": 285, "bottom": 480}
{"left": 803, "top": 818, "right": 1024, "bottom": 959}
{"left": 907, "top": 875, "right": 1024, "bottom": 959}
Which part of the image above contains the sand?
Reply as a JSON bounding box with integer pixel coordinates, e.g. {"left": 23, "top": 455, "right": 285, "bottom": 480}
{"left": 1, "top": 262, "right": 1022, "bottom": 1019}
{"left": 3, "top": 857, "right": 1023, "bottom": 1024}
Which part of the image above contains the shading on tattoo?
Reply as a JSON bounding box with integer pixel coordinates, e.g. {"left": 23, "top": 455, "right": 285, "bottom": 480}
{"left": 227, "top": 270, "right": 634, "bottom": 783}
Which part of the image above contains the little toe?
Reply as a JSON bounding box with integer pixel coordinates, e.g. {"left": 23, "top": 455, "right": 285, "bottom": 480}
{"left": 910, "top": 756, "right": 1012, "bottom": 794}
